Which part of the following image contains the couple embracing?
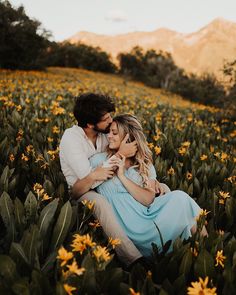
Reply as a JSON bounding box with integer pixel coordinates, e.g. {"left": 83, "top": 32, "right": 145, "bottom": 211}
{"left": 59, "top": 93, "right": 203, "bottom": 269}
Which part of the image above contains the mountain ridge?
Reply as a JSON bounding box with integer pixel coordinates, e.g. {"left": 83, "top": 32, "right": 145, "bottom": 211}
{"left": 67, "top": 18, "right": 236, "bottom": 78}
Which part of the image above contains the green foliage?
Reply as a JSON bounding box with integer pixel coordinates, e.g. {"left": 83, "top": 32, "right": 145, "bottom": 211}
{"left": 118, "top": 46, "right": 230, "bottom": 107}
{"left": 0, "top": 68, "right": 235, "bottom": 293}
{"left": 0, "top": 0, "right": 50, "bottom": 70}
{"left": 43, "top": 42, "right": 117, "bottom": 73}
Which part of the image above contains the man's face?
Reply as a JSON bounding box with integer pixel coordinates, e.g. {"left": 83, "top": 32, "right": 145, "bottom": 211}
{"left": 94, "top": 112, "right": 113, "bottom": 134}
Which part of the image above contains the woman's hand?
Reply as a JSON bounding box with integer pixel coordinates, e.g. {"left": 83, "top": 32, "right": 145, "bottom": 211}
{"left": 113, "top": 154, "right": 126, "bottom": 178}
{"left": 118, "top": 134, "right": 137, "bottom": 158}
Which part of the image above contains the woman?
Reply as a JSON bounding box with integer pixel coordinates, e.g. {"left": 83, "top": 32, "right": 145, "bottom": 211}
{"left": 88, "top": 114, "right": 202, "bottom": 257}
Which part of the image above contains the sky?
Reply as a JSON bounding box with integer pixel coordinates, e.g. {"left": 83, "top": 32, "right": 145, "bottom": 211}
{"left": 10, "top": 0, "right": 236, "bottom": 41}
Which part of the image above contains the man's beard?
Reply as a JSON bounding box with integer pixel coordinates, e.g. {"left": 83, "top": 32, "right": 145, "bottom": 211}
{"left": 94, "top": 123, "right": 111, "bottom": 134}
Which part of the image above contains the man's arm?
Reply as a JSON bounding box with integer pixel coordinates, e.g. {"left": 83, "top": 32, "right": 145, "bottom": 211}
{"left": 72, "top": 166, "right": 114, "bottom": 199}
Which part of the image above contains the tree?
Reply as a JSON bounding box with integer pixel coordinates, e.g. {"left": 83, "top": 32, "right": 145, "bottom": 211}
{"left": 0, "top": 0, "right": 50, "bottom": 69}
{"left": 43, "top": 42, "right": 117, "bottom": 73}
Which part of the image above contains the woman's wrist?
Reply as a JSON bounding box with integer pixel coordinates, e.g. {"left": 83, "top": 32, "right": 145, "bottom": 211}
{"left": 118, "top": 173, "right": 126, "bottom": 181}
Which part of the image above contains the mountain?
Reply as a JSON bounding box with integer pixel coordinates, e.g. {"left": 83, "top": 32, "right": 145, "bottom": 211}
{"left": 68, "top": 18, "right": 236, "bottom": 78}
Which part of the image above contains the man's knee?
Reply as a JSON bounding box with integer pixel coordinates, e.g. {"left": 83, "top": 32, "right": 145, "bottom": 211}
{"left": 78, "top": 191, "right": 112, "bottom": 214}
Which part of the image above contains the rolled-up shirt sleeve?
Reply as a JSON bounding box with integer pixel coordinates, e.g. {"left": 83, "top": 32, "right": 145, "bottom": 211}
{"left": 59, "top": 131, "right": 92, "bottom": 186}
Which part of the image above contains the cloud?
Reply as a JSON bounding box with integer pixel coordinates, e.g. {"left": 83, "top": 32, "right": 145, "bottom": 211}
{"left": 105, "top": 9, "right": 128, "bottom": 22}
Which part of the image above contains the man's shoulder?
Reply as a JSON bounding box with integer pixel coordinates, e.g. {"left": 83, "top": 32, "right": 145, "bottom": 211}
{"left": 59, "top": 125, "right": 85, "bottom": 149}
{"left": 61, "top": 125, "right": 84, "bottom": 139}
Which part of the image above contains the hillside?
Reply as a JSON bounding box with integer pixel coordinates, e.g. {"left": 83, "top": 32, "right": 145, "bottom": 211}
{"left": 68, "top": 18, "right": 236, "bottom": 79}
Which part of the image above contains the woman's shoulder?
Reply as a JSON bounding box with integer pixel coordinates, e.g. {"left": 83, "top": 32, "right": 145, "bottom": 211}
{"left": 127, "top": 163, "right": 156, "bottom": 180}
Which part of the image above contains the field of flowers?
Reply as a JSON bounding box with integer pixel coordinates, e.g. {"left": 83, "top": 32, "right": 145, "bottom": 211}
{"left": 0, "top": 67, "right": 235, "bottom": 295}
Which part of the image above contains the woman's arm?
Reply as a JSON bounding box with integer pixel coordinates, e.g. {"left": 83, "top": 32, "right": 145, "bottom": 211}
{"left": 118, "top": 174, "right": 156, "bottom": 206}
{"left": 115, "top": 155, "right": 156, "bottom": 206}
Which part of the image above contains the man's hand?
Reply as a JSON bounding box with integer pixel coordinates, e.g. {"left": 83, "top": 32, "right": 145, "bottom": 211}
{"left": 91, "top": 166, "right": 114, "bottom": 181}
{"left": 118, "top": 134, "right": 137, "bottom": 158}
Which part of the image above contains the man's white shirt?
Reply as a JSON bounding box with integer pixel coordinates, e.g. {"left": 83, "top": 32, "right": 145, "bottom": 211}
{"left": 59, "top": 125, "right": 108, "bottom": 187}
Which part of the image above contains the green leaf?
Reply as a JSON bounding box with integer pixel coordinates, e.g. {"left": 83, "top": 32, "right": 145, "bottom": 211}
{"left": 24, "top": 191, "right": 38, "bottom": 224}
{"left": 12, "top": 278, "right": 30, "bottom": 295}
{"left": 50, "top": 201, "right": 72, "bottom": 250}
{"left": 179, "top": 249, "right": 192, "bottom": 276}
{"left": 81, "top": 254, "right": 96, "bottom": 294}
{"left": 14, "top": 197, "right": 25, "bottom": 231}
{"left": 0, "top": 165, "right": 10, "bottom": 192}
{"left": 0, "top": 255, "right": 17, "bottom": 282}
{"left": 31, "top": 270, "right": 53, "bottom": 295}
{"left": 10, "top": 242, "right": 29, "bottom": 265}
{"left": 21, "top": 225, "right": 40, "bottom": 267}
{"left": 41, "top": 251, "right": 57, "bottom": 273}
{"left": 194, "top": 249, "right": 215, "bottom": 278}
{"left": 43, "top": 179, "right": 55, "bottom": 196}
{"left": 38, "top": 198, "right": 59, "bottom": 240}
{"left": 193, "top": 177, "right": 201, "bottom": 195}
{"left": 173, "top": 274, "right": 186, "bottom": 293}
{"left": 0, "top": 191, "right": 15, "bottom": 242}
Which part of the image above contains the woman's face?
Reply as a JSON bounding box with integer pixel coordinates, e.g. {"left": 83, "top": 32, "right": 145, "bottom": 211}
{"left": 107, "top": 122, "right": 123, "bottom": 150}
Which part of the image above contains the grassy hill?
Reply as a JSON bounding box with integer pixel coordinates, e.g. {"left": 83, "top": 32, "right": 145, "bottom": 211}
{"left": 0, "top": 67, "right": 235, "bottom": 294}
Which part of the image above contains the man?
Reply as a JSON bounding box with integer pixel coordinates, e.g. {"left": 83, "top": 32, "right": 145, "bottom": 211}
{"left": 59, "top": 93, "right": 169, "bottom": 268}
{"left": 59, "top": 93, "right": 143, "bottom": 267}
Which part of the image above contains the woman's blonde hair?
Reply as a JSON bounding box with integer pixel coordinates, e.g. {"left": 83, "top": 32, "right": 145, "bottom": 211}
{"left": 108, "top": 114, "right": 153, "bottom": 188}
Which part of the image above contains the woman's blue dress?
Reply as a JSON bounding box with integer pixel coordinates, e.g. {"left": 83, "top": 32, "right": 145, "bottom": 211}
{"left": 90, "top": 152, "right": 201, "bottom": 257}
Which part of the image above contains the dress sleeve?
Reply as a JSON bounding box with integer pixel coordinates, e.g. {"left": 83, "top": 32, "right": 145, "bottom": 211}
{"left": 89, "top": 153, "right": 107, "bottom": 169}
{"left": 126, "top": 164, "right": 156, "bottom": 187}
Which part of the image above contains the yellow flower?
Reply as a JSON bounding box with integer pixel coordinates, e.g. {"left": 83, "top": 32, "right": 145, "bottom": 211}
{"left": 186, "top": 172, "right": 193, "bottom": 180}
{"left": 89, "top": 220, "right": 101, "bottom": 228}
{"left": 148, "top": 142, "right": 154, "bottom": 149}
{"left": 182, "top": 141, "right": 191, "bottom": 147}
{"left": 154, "top": 146, "right": 161, "bottom": 155}
{"left": 63, "top": 284, "right": 76, "bottom": 295}
{"left": 93, "top": 246, "right": 111, "bottom": 262}
{"left": 21, "top": 153, "right": 29, "bottom": 161}
{"left": 16, "top": 105, "right": 22, "bottom": 112}
{"left": 71, "top": 233, "right": 96, "bottom": 254}
{"left": 129, "top": 288, "right": 140, "bottom": 295}
{"left": 167, "top": 167, "right": 175, "bottom": 175}
{"left": 195, "top": 209, "right": 210, "bottom": 221}
{"left": 226, "top": 176, "right": 236, "bottom": 184}
{"left": 220, "top": 153, "right": 228, "bottom": 162}
{"left": 33, "top": 183, "right": 43, "bottom": 191}
{"left": 187, "top": 277, "right": 217, "bottom": 295}
{"left": 66, "top": 259, "right": 85, "bottom": 276}
{"left": 25, "top": 98, "right": 30, "bottom": 103}
{"left": 200, "top": 154, "right": 208, "bottom": 161}
{"left": 47, "top": 137, "right": 53, "bottom": 143}
{"left": 108, "top": 237, "right": 121, "bottom": 249}
{"left": 178, "top": 146, "right": 187, "bottom": 155}
{"left": 26, "top": 145, "right": 34, "bottom": 154}
{"left": 153, "top": 135, "right": 160, "bottom": 141}
{"left": 218, "top": 191, "right": 230, "bottom": 205}
{"left": 215, "top": 250, "right": 226, "bottom": 268}
{"left": 191, "top": 247, "right": 198, "bottom": 257}
{"left": 57, "top": 247, "right": 73, "bottom": 267}
{"left": 9, "top": 154, "right": 15, "bottom": 162}
{"left": 52, "top": 126, "right": 60, "bottom": 134}
{"left": 214, "top": 152, "right": 220, "bottom": 159}
{"left": 42, "top": 193, "right": 52, "bottom": 201}
{"left": 82, "top": 200, "right": 95, "bottom": 210}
